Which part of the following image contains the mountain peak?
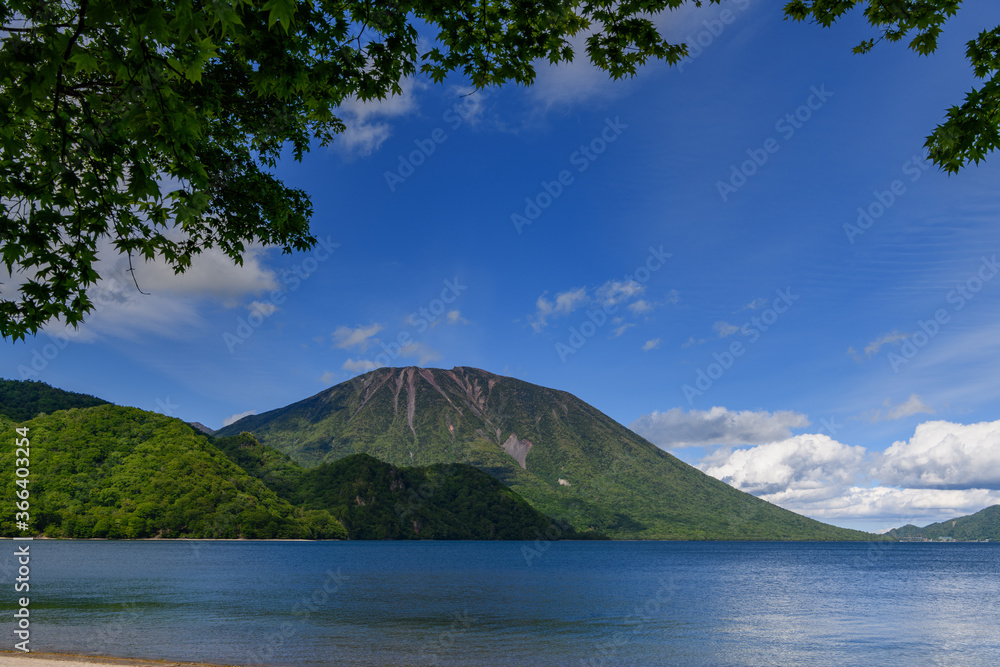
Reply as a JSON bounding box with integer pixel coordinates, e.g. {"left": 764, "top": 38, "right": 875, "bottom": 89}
{"left": 217, "top": 368, "right": 876, "bottom": 540}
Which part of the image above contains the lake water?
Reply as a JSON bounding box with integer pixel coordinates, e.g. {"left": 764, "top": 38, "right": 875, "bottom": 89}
{"left": 5, "top": 541, "right": 999, "bottom": 666}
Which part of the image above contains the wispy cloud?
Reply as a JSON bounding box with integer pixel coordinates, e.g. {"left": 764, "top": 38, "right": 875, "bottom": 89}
{"left": 864, "top": 330, "right": 909, "bottom": 358}
{"left": 630, "top": 406, "right": 811, "bottom": 449}
{"left": 334, "top": 78, "right": 424, "bottom": 157}
{"left": 530, "top": 276, "right": 657, "bottom": 340}
{"left": 531, "top": 287, "right": 588, "bottom": 331}
{"left": 223, "top": 410, "right": 257, "bottom": 427}
{"left": 342, "top": 358, "right": 383, "bottom": 373}
{"left": 713, "top": 321, "right": 739, "bottom": 338}
{"left": 446, "top": 310, "right": 470, "bottom": 325}
{"left": 860, "top": 394, "right": 935, "bottom": 422}
{"left": 642, "top": 338, "right": 661, "bottom": 352}
{"left": 249, "top": 301, "right": 278, "bottom": 317}
{"left": 627, "top": 299, "right": 654, "bottom": 315}
{"left": 332, "top": 323, "right": 383, "bottom": 351}
{"left": 595, "top": 279, "right": 644, "bottom": 307}
{"left": 400, "top": 341, "right": 442, "bottom": 365}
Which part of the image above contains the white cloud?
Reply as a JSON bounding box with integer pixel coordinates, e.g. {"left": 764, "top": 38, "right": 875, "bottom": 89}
{"left": 37, "top": 244, "right": 280, "bottom": 342}
{"left": 877, "top": 419, "right": 1000, "bottom": 490}
{"left": 630, "top": 406, "right": 811, "bottom": 448}
{"left": 528, "top": 30, "right": 622, "bottom": 108}
{"left": 642, "top": 338, "right": 661, "bottom": 352}
{"left": 332, "top": 323, "right": 383, "bottom": 351}
{"left": 691, "top": 418, "right": 1000, "bottom": 527}
{"left": 742, "top": 297, "right": 767, "bottom": 310}
{"left": 342, "top": 358, "right": 383, "bottom": 373}
{"left": 127, "top": 245, "right": 278, "bottom": 300}
{"left": 713, "top": 321, "right": 739, "bottom": 338}
{"left": 249, "top": 301, "right": 278, "bottom": 317}
{"left": 319, "top": 370, "right": 338, "bottom": 384}
{"left": 446, "top": 310, "right": 470, "bottom": 325}
{"left": 776, "top": 486, "right": 1000, "bottom": 522}
{"left": 864, "top": 330, "right": 908, "bottom": 357}
{"left": 681, "top": 335, "right": 705, "bottom": 348}
{"left": 223, "top": 410, "right": 257, "bottom": 427}
{"left": 612, "top": 323, "right": 634, "bottom": 338}
{"left": 554, "top": 287, "right": 589, "bottom": 313}
{"left": 530, "top": 278, "right": 649, "bottom": 334}
{"left": 864, "top": 394, "right": 934, "bottom": 422}
{"left": 445, "top": 85, "right": 489, "bottom": 126}
{"left": 664, "top": 289, "right": 680, "bottom": 305}
{"left": 400, "top": 341, "right": 441, "bottom": 365}
{"left": 527, "top": 2, "right": 742, "bottom": 108}
{"left": 699, "top": 434, "right": 868, "bottom": 497}
{"left": 627, "top": 299, "right": 653, "bottom": 315}
{"left": 334, "top": 78, "right": 424, "bottom": 157}
{"left": 595, "top": 279, "right": 644, "bottom": 307}
{"left": 531, "top": 287, "right": 588, "bottom": 331}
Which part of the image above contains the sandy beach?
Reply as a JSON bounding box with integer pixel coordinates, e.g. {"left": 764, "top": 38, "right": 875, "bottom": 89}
{"left": 0, "top": 654, "right": 235, "bottom": 667}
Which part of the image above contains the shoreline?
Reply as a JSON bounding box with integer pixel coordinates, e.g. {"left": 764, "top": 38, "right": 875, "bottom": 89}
{"left": 0, "top": 653, "right": 236, "bottom": 667}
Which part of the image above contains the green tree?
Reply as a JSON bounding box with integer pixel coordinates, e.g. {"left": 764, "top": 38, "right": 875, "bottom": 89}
{"left": 1, "top": 1, "right": 996, "bottom": 339}
{"left": 784, "top": 0, "right": 999, "bottom": 172}
{"left": 0, "top": 0, "right": 685, "bottom": 339}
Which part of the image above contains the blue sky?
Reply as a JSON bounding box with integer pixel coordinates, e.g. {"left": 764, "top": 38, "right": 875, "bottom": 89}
{"left": 4, "top": 0, "right": 1000, "bottom": 532}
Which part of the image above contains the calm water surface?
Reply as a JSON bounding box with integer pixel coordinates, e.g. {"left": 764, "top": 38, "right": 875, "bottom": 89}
{"left": 5, "top": 541, "right": 999, "bottom": 666}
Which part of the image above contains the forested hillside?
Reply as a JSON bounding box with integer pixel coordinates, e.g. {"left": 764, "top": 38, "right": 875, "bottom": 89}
{"left": 0, "top": 406, "right": 345, "bottom": 539}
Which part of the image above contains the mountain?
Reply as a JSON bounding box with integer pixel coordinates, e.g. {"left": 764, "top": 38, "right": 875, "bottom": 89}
{"left": 0, "top": 405, "right": 346, "bottom": 539}
{"left": 0, "top": 378, "right": 109, "bottom": 422}
{"left": 887, "top": 505, "right": 1000, "bottom": 541}
{"left": 0, "top": 386, "right": 573, "bottom": 541}
{"left": 218, "top": 366, "right": 879, "bottom": 540}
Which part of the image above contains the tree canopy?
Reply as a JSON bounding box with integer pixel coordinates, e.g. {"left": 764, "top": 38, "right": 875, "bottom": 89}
{"left": 1, "top": 0, "right": 997, "bottom": 339}
{"left": 784, "top": 0, "right": 999, "bottom": 173}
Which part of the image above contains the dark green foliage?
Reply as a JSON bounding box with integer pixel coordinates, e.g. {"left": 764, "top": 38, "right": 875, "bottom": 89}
{"left": 0, "top": 405, "right": 346, "bottom": 539}
{"left": 887, "top": 505, "right": 1000, "bottom": 541}
{"left": 289, "top": 453, "right": 576, "bottom": 540}
{"left": 211, "top": 430, "right": 305, "bottom": 499}
{"left": 211, "top": 432, "right": 580, "bottom": 540}
{"left": 219, "top": 366, "right": 885, "bottom": 541}
{"left": 0, "top": 378, "right": 108, "bottom": 421}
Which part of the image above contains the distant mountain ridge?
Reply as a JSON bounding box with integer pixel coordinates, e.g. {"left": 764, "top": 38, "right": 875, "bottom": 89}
{"left": 218, "top": 366, "right": 881, "bottom": 541}
{"left": 887, "top": 505, "right": 1000, "bottom": 541}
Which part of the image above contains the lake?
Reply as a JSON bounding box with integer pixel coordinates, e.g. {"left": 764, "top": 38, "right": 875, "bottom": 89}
{"left": 5, "top": 541, "right": 999, "bottom": 666}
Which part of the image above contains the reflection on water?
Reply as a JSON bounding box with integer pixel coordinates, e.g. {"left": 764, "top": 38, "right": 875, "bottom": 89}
{"left": 4, "top": 540, "right": 998, "bottom": 666}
